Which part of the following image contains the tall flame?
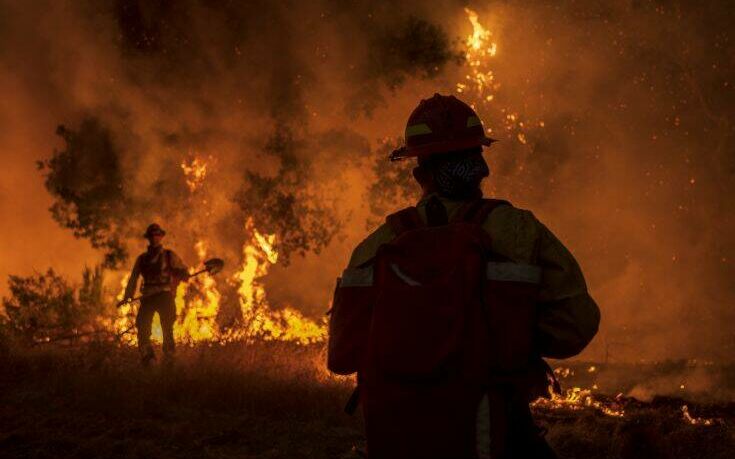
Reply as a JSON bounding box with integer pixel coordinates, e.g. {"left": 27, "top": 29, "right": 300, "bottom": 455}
{"left": 113, "top": 241, "right": 222, "bottom": 344}
{"left": 114, "top": 155, "right": 326, "bottom": 347}
{"left": 459, "top": 8, "right": 541, "bottom": 143}
{"left": 232, "top": 218, "right": 327, "bottom": 345}
{"left": 175, "top": 240, "right": 221, "bottom": 342}
{"left": 458, "top": 8, "right": 499, "bottom": 106}
{"left": 114, "top": 273, "right": 136, "bottom": 344}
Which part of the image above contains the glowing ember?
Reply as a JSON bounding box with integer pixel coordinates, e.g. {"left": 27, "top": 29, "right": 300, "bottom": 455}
{"left": 681, "top": 405, "right": 719, "bottom": 426}
{"left": 532, "top": 385, "right": 625, "bottom": 418}
{"left": 554, "top": 367, "right": 574, "bottom": 378}
{"left": 181, "top": 157, "right": 208, "bottom": 192}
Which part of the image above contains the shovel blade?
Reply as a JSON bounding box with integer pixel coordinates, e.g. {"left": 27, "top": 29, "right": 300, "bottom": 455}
{"left": 203, "top": 258, "right": 225, "bottom": 275}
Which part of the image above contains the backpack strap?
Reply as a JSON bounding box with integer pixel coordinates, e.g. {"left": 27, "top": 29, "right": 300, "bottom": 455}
{"left": 454, "top": 198, "right": 511, "bottom": 225}
{"left": 386, "top": 207, "right": 424, "bottom": 236}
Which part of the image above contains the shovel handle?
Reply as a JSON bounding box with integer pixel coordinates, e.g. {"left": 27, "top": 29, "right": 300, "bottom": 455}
{"left": 116, "top": 268, "right": 212, "bottom": 307}
{"left": 188, "top": 268, "right": 209, "bottom": 278}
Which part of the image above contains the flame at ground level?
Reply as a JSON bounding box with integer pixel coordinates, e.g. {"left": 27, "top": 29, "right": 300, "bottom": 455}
{"left": 532, "top": 385, "right": 626, "bottom": 418}
{"left": 114, "top": 219, "right": 326, "bottom": 347}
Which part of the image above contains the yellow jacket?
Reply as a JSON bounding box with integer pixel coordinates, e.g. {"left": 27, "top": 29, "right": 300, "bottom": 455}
{"left": 124, "top": 247, "right": 188, "bottom": 299}
{"left": 346, "top": 194, "right": 600, "bottom": 359}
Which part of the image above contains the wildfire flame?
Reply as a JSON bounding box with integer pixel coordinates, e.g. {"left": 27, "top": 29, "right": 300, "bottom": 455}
{"left": 232, "top": 218, "right": 327, "bottom": 345}
{"left": 181, "top": 157, "right": 208, "bottom": 192}
{"left": 175, "top": 240, "right": 221, "bottom": 342}
{"left": 458, "top": 8, "right": 499, "bottom": 106}
{"left": 532, "top": 385, "right": 626, "bottom": 418}
{"left": 459, "top": 8, "right": 542, "bottom": 144}
{"left": 115, "top": 156, "right": 326, "bottom": 346}
{"left": 681, "top": 405, "right": 720, "bottom": 426}
{"left": 114, "top": 273, "right": 136, "bottom": 343}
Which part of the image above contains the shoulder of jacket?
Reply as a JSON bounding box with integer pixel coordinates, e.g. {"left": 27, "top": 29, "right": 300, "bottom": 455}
{"left": 484, "top": 202, "right": 537, "bottom": 224}
{"left": 482, "top": 203, "right": 542, "bottom": 263}
{"left": 347, "top": 222, "right": 396, "bottom": 268}
{"left": 164, "top": 248, "right": 184, "bottom": 261}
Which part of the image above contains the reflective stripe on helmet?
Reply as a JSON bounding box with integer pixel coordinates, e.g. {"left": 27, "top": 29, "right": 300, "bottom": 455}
{"left": 392, "top": 94, "right": 497, "bottom": 159}
{"left": 466, "top": 116, "right": 482, "bottom": 127}
{"left": 405, "top": 123, "right": 433, "bottom": 137}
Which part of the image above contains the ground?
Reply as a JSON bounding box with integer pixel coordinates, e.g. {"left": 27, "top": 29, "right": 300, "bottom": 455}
{"left": 1, "top": 343, "right": 734, "bottom": 459}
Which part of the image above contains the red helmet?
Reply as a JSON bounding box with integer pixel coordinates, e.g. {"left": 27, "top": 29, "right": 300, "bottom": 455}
{"left": 390, "top": 94, "right": 496, "bottom": 161}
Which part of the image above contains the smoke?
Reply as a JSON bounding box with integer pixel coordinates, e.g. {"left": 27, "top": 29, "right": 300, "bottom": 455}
{"left": 471, "top": 1, "right": 735, "bottom": 362}
{"left": 1, "top": 0, "right": 734, "bottom": 361}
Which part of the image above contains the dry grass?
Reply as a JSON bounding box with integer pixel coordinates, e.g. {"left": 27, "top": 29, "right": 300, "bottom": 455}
{"left": 0, "top": 342, "right": 361, "bottom": 459}
{"left": 1, "top": 344, "right": 734, "bottom": 459}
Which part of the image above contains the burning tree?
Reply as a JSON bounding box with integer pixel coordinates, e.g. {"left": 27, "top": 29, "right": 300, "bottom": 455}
{"left": 26, "top": 7, "right": 494, "bottom": 349}
{"left": 28, "top": 6, "right": 626, "bottom": 353}
{"left": 235, "top": 127, "right": 342, "bottom": 265}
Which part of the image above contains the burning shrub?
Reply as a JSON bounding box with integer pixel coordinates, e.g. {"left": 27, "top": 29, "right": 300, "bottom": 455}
{"left": 1, "top": 267, "right": 109, "bottom": 346}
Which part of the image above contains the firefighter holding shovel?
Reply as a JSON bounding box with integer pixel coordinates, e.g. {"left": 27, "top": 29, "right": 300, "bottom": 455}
{"left": 118, "top": 223, "right": 224, "bottom": 366}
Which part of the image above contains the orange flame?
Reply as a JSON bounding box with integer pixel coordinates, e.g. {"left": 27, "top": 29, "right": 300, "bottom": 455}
{"left": 681, "top": 405, "right": 719, "bottom": 426}
{"left": 115, "top": 155, "right": 326, "bottom": 347}
{"left": 459, "top": 8, "right": 499, "bottom": 105}
{"left": 459, "top": 9, "right": 542, "bottom": 143}
{"left": 232, "top": 218, "right": 327, "bottom": 345}
{"left": 532, "top": 385, "right": 626, "bottom": 418}
{"left": 181, "top": 157, "right": 208, "bottom": 192}
{"left": 174, "top": 240, "right": 221, "bottom": 342}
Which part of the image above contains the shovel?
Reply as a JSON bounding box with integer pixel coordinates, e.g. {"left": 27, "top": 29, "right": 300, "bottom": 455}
{"left": 117, "top": 257, "right": 225, "bottom": 307}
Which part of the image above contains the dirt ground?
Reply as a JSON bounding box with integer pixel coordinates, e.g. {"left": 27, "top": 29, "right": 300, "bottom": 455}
{"left": 1, "top": 343, "right": 733, "bottom": 459}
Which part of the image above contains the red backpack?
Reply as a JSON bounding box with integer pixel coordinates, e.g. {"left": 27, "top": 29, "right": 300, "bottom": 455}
{"left": 328, "top": 199, "right": 540, "bottom": 459}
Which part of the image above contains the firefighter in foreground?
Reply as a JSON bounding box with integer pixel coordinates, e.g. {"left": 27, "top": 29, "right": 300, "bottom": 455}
{"left": 327, "top": 94, "right": 600, "bottom": 458}
{"left": 120, "top": 223, "right": 189, "bottom": 365}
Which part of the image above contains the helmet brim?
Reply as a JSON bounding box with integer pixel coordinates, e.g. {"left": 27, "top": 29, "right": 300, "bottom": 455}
{"left": 390, "top": 136, "right": 497, "bottom": 161}
{"left": 143, "top": 230, "right": 166, "bottom": 238}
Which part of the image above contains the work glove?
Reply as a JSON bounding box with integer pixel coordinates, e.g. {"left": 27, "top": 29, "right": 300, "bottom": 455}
{"left": 116, "top": 297, "right": 131, "bottom": 308}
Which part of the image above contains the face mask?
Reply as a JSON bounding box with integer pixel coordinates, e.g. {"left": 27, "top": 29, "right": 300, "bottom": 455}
{"left": 433, "top": 152, "right": 489, "bottom": 199}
